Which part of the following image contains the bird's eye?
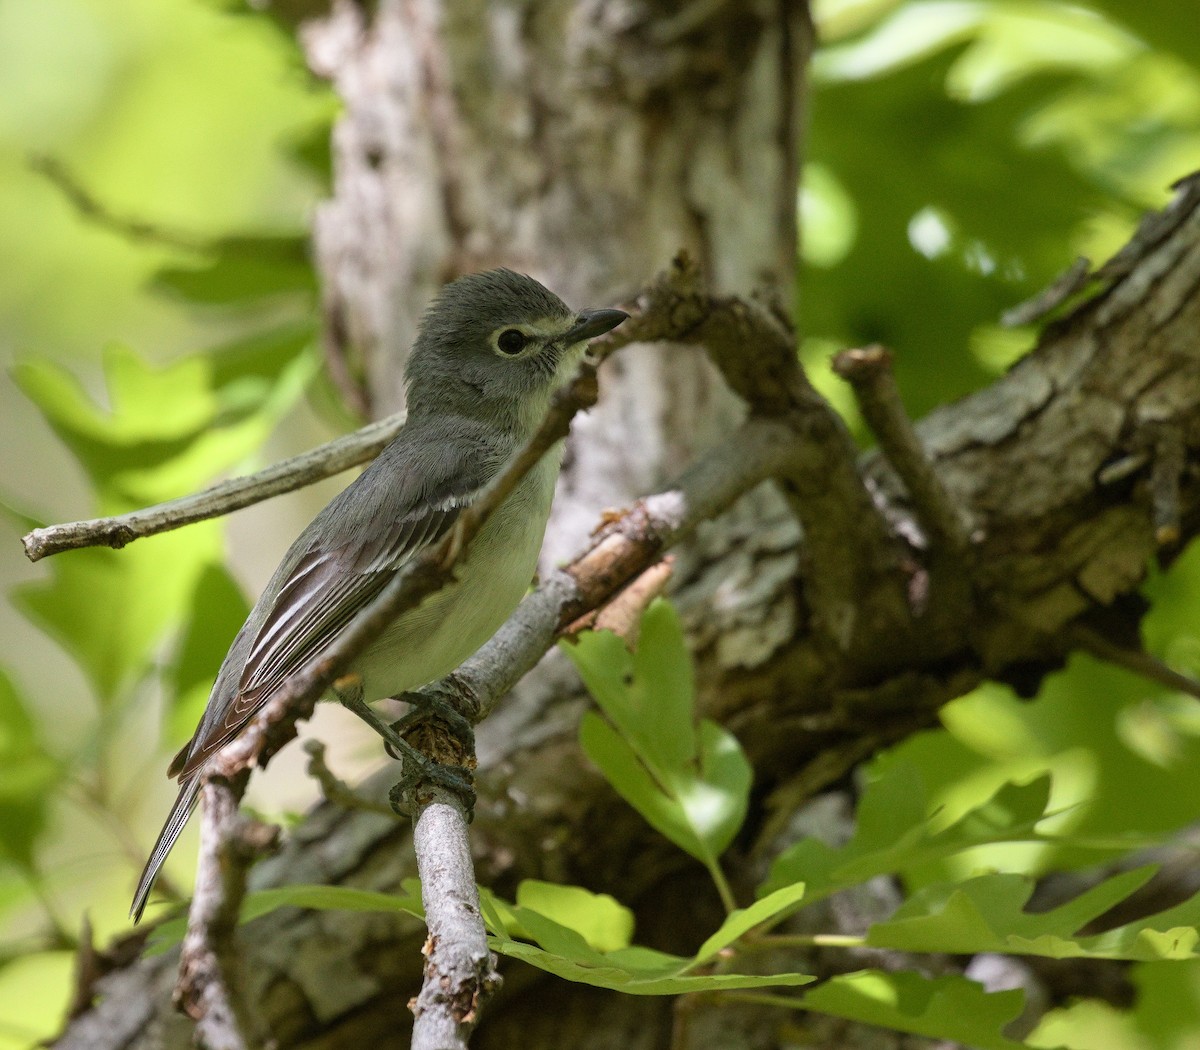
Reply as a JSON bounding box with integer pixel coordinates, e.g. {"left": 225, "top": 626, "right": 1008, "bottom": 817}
{"left": 497, "top": 329, "right": 527, "bottom": 355}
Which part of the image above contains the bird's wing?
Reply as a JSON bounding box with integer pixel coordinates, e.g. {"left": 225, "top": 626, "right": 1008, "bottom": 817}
{"left": 172, "top": 458, "right": 488, "bottom": 781}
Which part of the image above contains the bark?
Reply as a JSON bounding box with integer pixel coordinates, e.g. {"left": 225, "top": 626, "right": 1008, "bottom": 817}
{"left": 52, "top": 1, "right": 1200, "bottom": 1048}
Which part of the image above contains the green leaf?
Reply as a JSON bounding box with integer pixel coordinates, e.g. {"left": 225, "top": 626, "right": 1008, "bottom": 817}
{"left": 631, "top": 599, "right": 697, "bottom": 771}
{"left": 579, "top": 711, "right": 702, "bottom": 853}
{"left": 515, "top": 880, "right": 635, "bottom": 954}
{"left": 1029, "top": 959, "right": 1200, "bottom": 1050}
{"left": 865, "top": 867, "right": 1200, "bottom": 961}
{"left": 13, "top": 328, "right": 316, "bottom": 508}
{"left": 488, "top": 935, "right": 815, "bottom": 995}
{"left": 799, "top": 970, "right": 1031, "bottom": 1050}
{"left": 154, "top": 233, "right": 316, "bottom": 305}
{"left": 579, "top": 711, "right": 749, "bottom": 868}
{"left": 0, "top": 670, "right": 61, "bottom": 871}
{"left": 686, "top": 719, "right": 752, "bottom": 858}
{"left": 567, "top": 601, "right": 751, "bottom": 870}
{"left": 146, "top": 883, "right": 424, "bottom": 954}
{"left": 694, "top": 882, "right": 809, "bottom": 964}
{"left": 762, "top": 763, "right": 1058, "bottom": 906}
{"left": 166, "top": 564, "right": 250, "bottom": 745}
{"left": 479, "top": 877, "right": 817, "bottom": 995}
{"left": 563, "top": 600, "right": 699, "bottom": 779}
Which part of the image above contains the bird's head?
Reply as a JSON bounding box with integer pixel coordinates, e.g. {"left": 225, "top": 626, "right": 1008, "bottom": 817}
{"left": 405, "top": 269, "right": 627, "bottom": 434}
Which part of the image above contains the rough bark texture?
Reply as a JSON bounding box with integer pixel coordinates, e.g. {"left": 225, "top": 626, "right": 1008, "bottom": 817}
{"left": 52, "top": 1, "right": 1200, "bottom": 1048}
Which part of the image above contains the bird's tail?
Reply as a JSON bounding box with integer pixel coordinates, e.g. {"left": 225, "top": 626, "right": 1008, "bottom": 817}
{"left": 130, "top": 775, "right": 202, "bottom": 923}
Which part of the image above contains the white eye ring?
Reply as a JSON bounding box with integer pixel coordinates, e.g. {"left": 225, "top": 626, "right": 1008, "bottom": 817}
{"left": 496, "top": 329, "right": 527, "bottom": 355}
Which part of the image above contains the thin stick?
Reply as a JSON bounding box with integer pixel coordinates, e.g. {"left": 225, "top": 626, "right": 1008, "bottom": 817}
{"left": 31, "top": 155, "right": 207, "bottom": 251}
{"left": 1151, "top": 424, "right": 1185, "bottom": 546}
{"left": 21, "top": 413, "right": 405, "bottom": 562}
{"left": 1069, "top": 625, "right": 1200, "bottom": 701}
{"left": 176, "top": 781, "right": 278, "bottom": 1050}
{"left": 833, "top": 344, "right": 972, "bottom": 556}
{"left": 303, "top": 740, "right": 395, "bottom": 816}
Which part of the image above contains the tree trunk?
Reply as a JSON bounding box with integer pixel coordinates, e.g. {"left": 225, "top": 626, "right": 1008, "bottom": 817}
{"left": 53, "top": 1, "right": 1200, "bottom": 1048}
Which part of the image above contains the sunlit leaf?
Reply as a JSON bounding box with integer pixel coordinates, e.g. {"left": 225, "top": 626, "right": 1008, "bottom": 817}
{"left": 762, "top": 763, "right": 1057, "bottom": 903}
{"left": 693, "top": 882, "right": 809, "bottom": 964}
{"left": 799, "top": 970, "right": 1031, "bottom": 1050}
{"left": 567, "top": 601, "right": 751, "bottom": 871}
{"left": 488, "top": 936, "right": 815, "bottom": 995}
{"left": 515, "top": 880, "right": 635, "bottom": 954}
{"left": 866, "top": 866, "right": 1200, "bottom": 961}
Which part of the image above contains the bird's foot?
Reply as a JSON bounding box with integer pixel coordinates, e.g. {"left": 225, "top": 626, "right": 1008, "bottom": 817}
{"left": 335, "top": 679, "right": 476, "bottom": 819}
{"left": 385, "top": 682, "right": 476, "bottom": 763}
{"left": 387, "top": 757, "right": 476, "bottom": 820}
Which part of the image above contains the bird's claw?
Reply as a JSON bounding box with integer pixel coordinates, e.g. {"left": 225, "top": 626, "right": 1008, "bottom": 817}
{"left": 384, "top": 685, "right": 475, "bottom": 762}
{"left": 388, "top": 756, "right": 476, "bottom": 820}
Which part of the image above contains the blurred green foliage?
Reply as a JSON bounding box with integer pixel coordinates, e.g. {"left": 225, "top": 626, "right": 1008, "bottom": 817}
{"left": 0, "top": 0, "right": 1197, "bottom": 1046}
{"left": 0, "top": 0, "right": 332, "bottom": 1043}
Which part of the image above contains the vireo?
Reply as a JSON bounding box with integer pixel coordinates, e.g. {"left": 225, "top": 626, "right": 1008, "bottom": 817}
{"left": 131, "top": 269, "right": 627, "bottom": 921}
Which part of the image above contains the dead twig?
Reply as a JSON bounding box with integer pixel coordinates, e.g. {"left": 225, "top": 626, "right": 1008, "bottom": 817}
{"left": 21, "top": 413, "right": 405, "bottom": 561}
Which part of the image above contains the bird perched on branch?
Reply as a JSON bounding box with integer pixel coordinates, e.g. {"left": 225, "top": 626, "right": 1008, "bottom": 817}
{"left": 131, "top": 269, "right": 627, "bottom": 921}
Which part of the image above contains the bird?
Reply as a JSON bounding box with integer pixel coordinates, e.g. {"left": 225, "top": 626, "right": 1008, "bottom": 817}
{"left": 130, "top": 268, "right": 628, "bottom": 921}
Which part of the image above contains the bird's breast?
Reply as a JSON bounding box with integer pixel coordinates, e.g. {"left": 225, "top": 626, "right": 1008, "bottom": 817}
{"left": 356, "top": 450, "right": 562, "bottom": 698}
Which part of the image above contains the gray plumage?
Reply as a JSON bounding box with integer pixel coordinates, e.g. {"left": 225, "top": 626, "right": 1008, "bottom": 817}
{"left": 131, "top": 270, "right": 627, "bottom": 921}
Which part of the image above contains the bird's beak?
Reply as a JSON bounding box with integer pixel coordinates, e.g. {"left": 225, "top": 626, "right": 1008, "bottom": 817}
{"left": 563, "top": 308, "right": 629, "bottom": 344}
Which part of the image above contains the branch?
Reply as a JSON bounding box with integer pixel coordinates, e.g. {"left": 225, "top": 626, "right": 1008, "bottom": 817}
{"left": 19, "top": 256, "right": 666, "bottom": 565}
{"left": 409, "top": 793, "right": 500, "bottom": 1050}
{"left": 832, "top": 344, "right": 972, "bottom": 557}
{"left": 31, "top": 155, "right": 208, "bottom": 252}
{"left": 434, "top": 415, "right": 800, "bottom": 726}
{"left": 21, "top": 413, "right": 405, "bottom": 561}
{"left": 1068, "top": 624, "right": 1200, "bottom": 701}
{"left": 610, "top": 253, "right": 910, "bottom": 657}
{"left": 303, "top": 740, "right": 394, "bottom": 815}
{"left": 176, "top": 780, "right": 278, "bottom": 1050}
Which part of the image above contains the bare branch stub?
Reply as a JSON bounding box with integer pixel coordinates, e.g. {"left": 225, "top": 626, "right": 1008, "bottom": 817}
{"left": 1149, "top": 423, "right": 1186, "bottom": 547}
{"left": 176, "top": 778, "right": 277, "bottom": 1050}
{"left": 304, "top": 740, "right": 395, "bottom": 815}
{"left": 832, "top": 344, "right": 972, "bottom": 558}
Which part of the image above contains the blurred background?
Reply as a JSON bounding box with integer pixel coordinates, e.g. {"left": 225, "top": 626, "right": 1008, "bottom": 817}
{"left": 1, "top": 0, "right": 1199, "bottom": 1045}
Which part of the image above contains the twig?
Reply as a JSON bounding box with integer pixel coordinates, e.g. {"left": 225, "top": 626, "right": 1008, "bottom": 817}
{"left": 437, "top": 415, "right": 801, "bottom": 726}
{"left": 1150, "top": 424, "right": 1185, "bottom": 546}
{"left": 409, "top": 793, "right": 500, "bottom": 1050}
{"left": 21, "top": 413, "right": 405, "bottom": 561}
{"left": 832, "top": 344, "right": 972, "bottom": 557}
{"left": 22, "top": 265, "right": 667, "bottom": 565}
{"left": 1001, "top": 256, "right": 1093, "bottom": 328}
{"left": 176, "top": 780, "right": 278, "bottom": 1050}
{"left": 1068, "top": 624, "right": 1200, "bottom": 701}
{"left": 303, "top": 740, "right": 395, "bottom": 815}
{"left": 562, "top": 556, "right": 675, "bottom": 643}
{"left": 31, "top": 155, "right": 207, "bottom": 252}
